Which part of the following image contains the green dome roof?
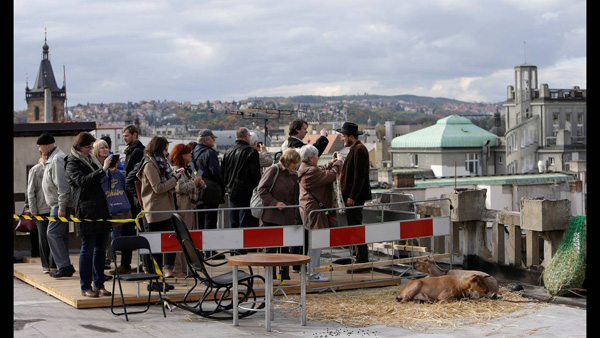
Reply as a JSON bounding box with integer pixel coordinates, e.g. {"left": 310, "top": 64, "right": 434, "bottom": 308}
{"left": 390, "top": 115, "right": 499, "bottom": 148}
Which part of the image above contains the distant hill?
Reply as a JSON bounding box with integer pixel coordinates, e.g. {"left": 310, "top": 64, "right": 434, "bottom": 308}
{"left": 246, "top": 94, "right": 481, "bottom": 107}
{"left": 14, "top": 93, "right": 502, "bottom": 129}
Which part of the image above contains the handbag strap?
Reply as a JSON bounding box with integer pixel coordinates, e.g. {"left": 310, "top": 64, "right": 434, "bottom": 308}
{"left": 268, "top": 165, "right": 279, "bottom": 192}
{"left": 304, "top": 185, "right": 324, "bottom": 208}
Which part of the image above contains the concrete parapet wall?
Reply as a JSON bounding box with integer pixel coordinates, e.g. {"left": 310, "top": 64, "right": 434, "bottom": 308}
{"left": 442, "top": 189, "right": 487, "bottom": 222}
{"left": 520, "top": 198, "right": 571, "bottom": 232}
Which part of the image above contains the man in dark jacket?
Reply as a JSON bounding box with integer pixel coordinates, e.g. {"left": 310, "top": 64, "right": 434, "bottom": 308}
{"left": 115, "top": 124, "right": 145, "bottom": 275}
{"left": 337, "top": 122, "right": 372, "bottom": 266}
{"left": 282, "top": 119, "right": 329, "bottom": 156}
{"left": 192, "top": 129, "right": 224, "bottom": 229}
{"left": 221, "top": 127, "right": 261, "bottom": 228}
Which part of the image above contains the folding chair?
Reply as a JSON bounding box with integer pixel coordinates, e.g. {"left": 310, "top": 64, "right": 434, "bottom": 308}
{"left": 167, "top": 213, "right": 265, "bottom": 319}
{"left": 110, "top": 235, "right": 167, "bottom": 321}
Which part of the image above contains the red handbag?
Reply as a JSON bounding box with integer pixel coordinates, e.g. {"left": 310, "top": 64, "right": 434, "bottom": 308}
{"left": 15, "top": 208, "right": 38, "bottom": 233}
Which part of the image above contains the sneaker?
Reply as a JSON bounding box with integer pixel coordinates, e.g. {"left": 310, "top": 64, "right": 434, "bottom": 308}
{"left": 309, "top": 273, "right": 330, "bottom": 282}
{"left": 42, "top": 267, "right": 51, "bottom": 274}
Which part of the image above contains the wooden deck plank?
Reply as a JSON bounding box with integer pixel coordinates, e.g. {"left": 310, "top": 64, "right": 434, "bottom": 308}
{"left": 14, "top": 251, "right": 414, "bottom": 309}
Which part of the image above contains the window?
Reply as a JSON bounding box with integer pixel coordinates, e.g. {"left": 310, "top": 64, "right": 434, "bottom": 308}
{"left": 465, "top": 153, "right": 479, "bottom": 175}
{"left": 552, "top": 111, "right": 560, "bottom": 137}
{"left": 411, "top": 154, "right": 418, "bottom": 167}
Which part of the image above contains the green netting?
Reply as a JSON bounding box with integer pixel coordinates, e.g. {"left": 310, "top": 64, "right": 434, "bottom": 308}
{"left": 542, "top": 215, "right": 586, "bottom": 296}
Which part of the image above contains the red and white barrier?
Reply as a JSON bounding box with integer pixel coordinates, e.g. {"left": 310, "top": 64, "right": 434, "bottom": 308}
{"left": 309, "top": 217, "right": 451, "bottom": 250}
{"left": 140, "top": 225, "right": 304, "bottom": 254}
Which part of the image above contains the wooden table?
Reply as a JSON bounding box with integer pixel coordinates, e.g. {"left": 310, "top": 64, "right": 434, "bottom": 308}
{"left": 227, "top": 253, "right": 311, "bottom": 332}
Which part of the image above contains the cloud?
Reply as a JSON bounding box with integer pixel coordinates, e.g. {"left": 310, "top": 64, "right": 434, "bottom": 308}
{"left": 13, "top": 0, "right": 586, "bottom": 110}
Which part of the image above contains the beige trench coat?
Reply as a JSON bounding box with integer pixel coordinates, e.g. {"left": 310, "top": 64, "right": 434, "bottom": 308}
{"left": 137, "top": 157, "right": 178, "bottom": 224}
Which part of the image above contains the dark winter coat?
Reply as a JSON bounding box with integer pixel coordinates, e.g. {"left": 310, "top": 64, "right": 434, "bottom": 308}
{"left": 340, "top": 140, "right": 372, "bottom": 204}
{"left": 192, "top": 143, "right": 224, "bottom": 199}
{"left": 123, "top": 140, "right": 145, "bottom": 214}
{"left": 64, "top": 149, "right": 111, "bottom": 236}
{"left": 221, "top": 140, "right": 261, "bottom": 206}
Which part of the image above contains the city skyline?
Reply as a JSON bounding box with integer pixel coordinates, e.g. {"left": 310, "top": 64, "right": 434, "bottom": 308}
{"left": 14, "top": 0, "right": 586, "bottom": 111}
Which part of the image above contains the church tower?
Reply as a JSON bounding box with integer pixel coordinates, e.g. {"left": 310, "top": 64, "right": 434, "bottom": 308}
{"left": 25, "top": 32, "right": 66, "bottom": 123}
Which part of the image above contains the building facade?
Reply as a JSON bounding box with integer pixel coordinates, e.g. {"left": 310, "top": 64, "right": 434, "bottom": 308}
{"left": 503, "top": 63, "right": 586, "bottom": 173}
{"left": 389, "top": 115, "right": 505, "bottom": 178}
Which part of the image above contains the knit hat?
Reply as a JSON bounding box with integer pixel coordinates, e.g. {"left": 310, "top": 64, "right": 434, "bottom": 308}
{"left": 36, "top": 132, "right": 55, "bottom": 145}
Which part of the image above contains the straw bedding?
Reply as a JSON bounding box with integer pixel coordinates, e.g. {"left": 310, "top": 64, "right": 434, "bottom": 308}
{"left": 279, "top": 285, "right": 542, "bottom": 331}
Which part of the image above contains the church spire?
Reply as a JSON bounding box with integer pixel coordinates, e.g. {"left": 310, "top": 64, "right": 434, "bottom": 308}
{"left": 42, "top": 27, "right": 50, "bottom": 61}
{"left": 25, "top": 29, "right": 67, "bottom": 123}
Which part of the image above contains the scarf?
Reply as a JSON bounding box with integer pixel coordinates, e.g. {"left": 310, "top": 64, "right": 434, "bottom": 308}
{"left": 71, "top": 147, "right": 102, "bottom": 171}
{"left": 152, "top": 152, "right": 174, "bottom": 181}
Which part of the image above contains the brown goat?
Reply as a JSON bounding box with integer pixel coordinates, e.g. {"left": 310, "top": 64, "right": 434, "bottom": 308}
{"left": 396, "top": 274, "right": 489, "bottom": 303}
{"left": 413, "top": 254, "right": 499, "bottom": 299}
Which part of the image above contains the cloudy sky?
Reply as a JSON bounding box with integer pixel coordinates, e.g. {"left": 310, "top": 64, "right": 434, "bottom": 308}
{"left": 13, "top": 0, "right": 586, "bottom": 111}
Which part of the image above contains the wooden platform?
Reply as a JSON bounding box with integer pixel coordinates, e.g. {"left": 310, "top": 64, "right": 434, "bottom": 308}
{"left": 14, "top": 250, "right": 434, "bottom": 309}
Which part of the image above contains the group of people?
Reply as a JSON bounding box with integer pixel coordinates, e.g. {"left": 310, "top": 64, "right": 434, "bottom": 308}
{"left": 24, "top": 119, "right": 371, "bottom": 295}
{"left": 256, "top": 120, "right": 372, "bottom": 281}
{"left": 25, "top": 124, "right": 193, "bottom": 297}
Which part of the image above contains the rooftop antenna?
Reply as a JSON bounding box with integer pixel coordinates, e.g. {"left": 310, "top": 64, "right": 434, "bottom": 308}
{"left": 523, "top": 41, "right": 527, "bottom": 64}
{"left": 222, "top": 107, "right": 300, "bottom": 145}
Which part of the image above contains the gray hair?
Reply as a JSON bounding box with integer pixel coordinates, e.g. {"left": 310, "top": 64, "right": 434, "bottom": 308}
{"left": 249, "top": 132, "right": 258, "bottom": 145}
{"left": 198, "top": 135, "right": 212, "bottom": 144}
{"left": 299, "top": 145, "right": 318, "bottom": 163}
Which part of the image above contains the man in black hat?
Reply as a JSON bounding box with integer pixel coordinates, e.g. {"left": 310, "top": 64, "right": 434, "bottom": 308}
{"left": 192, "top": 128, "right": 224, "bottom": 229}
{"left": 336, "top": 122, "right": 372, "bottom": 268}
{"left": 37, "top": 132, "right": 77, "bottom": 278}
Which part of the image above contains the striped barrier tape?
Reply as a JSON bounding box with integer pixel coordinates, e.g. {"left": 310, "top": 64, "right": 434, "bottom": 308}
{"left": 13, "top": 213, "right": 140, "bottom": 224}
{"left": 15, "top": 211, "right": 171, "bottom": 303}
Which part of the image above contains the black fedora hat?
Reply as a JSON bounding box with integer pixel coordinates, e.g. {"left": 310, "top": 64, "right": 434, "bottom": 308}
{"left": 336, "top": 122, "right": 363, "bottom": 136}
